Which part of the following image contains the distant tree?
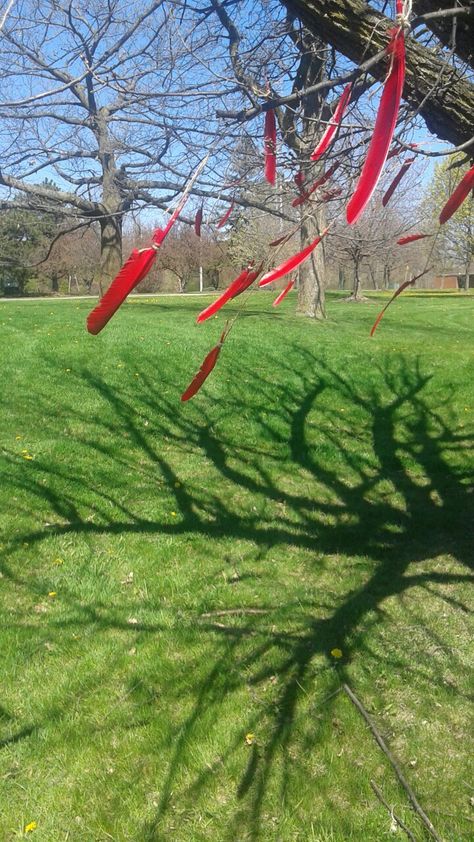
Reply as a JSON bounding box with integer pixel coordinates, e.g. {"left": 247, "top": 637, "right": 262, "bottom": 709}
{"left": 423, "top": 158, "right": 474, "bottom": 289}
{"left": 0, "top": 203, "right": 56, "bottom": 293}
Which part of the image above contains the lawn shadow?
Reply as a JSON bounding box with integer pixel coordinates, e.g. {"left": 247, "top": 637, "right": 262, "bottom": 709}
{"left": 1, "top": 346, "right": 473, "bottom": 839}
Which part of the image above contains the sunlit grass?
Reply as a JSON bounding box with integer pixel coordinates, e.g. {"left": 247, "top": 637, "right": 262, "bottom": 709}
{"left": 0, "top": 292, "right": 473, "bottom": 840}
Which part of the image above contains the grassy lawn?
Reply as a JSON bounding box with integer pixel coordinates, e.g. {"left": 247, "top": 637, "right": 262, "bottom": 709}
{"left": 0, "top": 292, "right": 473, "bottom": 841}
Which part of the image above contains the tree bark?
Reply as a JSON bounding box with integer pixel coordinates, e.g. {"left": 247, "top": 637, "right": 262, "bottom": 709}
{"left": 99, "top": 214, "right": 122, "bottom": 292}
{"left": 297, "top": 208, "right": 326, "bottom": 318}
{"left": 412, "top": 1, "right": 474, "bottom": 70}
{"left": 284, "top": 0, "right": 474, "bottom": 147}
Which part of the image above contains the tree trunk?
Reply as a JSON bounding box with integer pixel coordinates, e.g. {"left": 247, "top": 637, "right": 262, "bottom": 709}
{"left": 297, "top": 208, "right": 326, "bottom": 318}
{"left": 352, "top": 263, "right": 362, "bottom": 300}
{"left": 99, "top": 214, "right": 122, "bottom": 294}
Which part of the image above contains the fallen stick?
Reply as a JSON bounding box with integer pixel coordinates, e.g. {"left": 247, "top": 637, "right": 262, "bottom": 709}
{"left": 370, "top": 779, "right": 416, "bottom": 842}
{"left": 200, "top": 608, "right": 269, "bottom": 617}
{"left": 343, "top": 683, "right": 443, "bottom": 842}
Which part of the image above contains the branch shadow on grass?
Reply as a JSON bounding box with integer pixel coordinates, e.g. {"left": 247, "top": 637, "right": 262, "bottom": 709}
{"left": 1, "top": 345, "right": 473, "bottom": 839}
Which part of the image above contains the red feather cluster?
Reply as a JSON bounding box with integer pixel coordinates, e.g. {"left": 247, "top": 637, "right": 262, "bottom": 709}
{"left": 292, "top": 163, "right": 340, "bottom": 207}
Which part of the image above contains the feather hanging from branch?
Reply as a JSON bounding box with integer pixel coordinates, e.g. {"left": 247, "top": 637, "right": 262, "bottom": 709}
{"left": 272, "top": 279, "right": 295, "bottom": 306}
{"left": 264, "top": 108, "right": 277, "bottom": 186}
{"left": 370, "top": 267, "right": 431, "bottom": 336}
{"left": 382, "top": 157, "right": 414, "bottom": 207}
{"left": 310, "top": 83, "right": 352, "bottom": 162}
{"left": 320, "top": 187, "right": 342, "bottom": 203}
{"left": 346, "top": 28, "right": 405, "bottom": 224}
{"left": 87, "top": 155, "right": 209, "bottom": 334}
{"left": 294, "top": 171, "right": 305, "bottom": 189}
{"left": 259, "top": 230, "right": 328, "bottom": 288}
{"left": 86, "top": 247, "right": 158, "bottom": 335}
{"left": 269, "top": 233, "right": 291, "bottom": 247}
{"left": 397, "top": 232, "right": 430, "bottom": 245}
{"left": 291, "top": 163, "right": 341, "bottom": 207}
{"left": 194, "top": 205, "right": 203, "bottom": 237}
{"left": 196, "top": 264, "right": 262, "bottom": 323}
{"left": 181, "top": 328, "right": 228, "bottom": 401}
{"left": 439, "top": 164, "right": 474, "bottom": 224}
{"left": 216, "top": 202, "right": 234, "bottom": 229}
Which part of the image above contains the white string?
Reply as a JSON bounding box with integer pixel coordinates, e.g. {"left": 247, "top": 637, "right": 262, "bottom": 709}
{"left": 397, "top": 0, "right": 413, "bottom": 28}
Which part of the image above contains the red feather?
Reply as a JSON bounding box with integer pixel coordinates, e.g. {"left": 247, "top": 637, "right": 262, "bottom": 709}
{"left": 292, "top": 163, "right": 340, "bottom": 207}
{"left": 197, "top": 264, "right": 262, "bottom": 323}
{"left": 259, "top": 230, "right": 327, "bottom": 287}
{"left": 232, "top": 263, "right": 263, "bottom": 298}
{"left": 320, "top": 187, "right": 342, "bottom": 203}
{"left": 269, "top": 233, "right": 290, "bottom": 247}
{"left": 272, "top": 279, "right": 295, "bottom": 306}
{"left": 370, "top": 267, "right": 431, "bottom": 336}
{"left": 194, "top": 205, "right": 203, "bottom": 237}
{"left": 382, "top": 157, "right": 414, "bottom": 206}
{"left": 347, "top": 29, "right": 405, "bottom": 224}
{"left": 439, "top": 164, "right": 474, "bottom": 224}
{"left": 396, "top": 0, "right": 404, "bottom": 14}
{"left": 264, "top": 108, "right": 277, "bottom": 186}
{"left": 216, "top": 202, "right": 234, "bottom": 229}
{"left": 181, "top": 330, "right": 227, "bottom": 401}
{"left": 86, "top": 247, "right": 157, "bottom": 335}
{"left": 292, "top": 191, "right": 310, "bottom": 208}
{"left": 387, "top": 141, "right": 417, "bottom": 161}
{"left": 397, "top": 232, "right": 429, "bottom": 245}
{"left": 197, "top": 269, "right": 249, "bottom": 323}
{"left": 294, "top": 171, "right": 305, "bottom": 189}
{"left": 310, "top": 83, "right": 352, "bottom": 162}
{"left": 311, "top": 161, "right": 340, "bottom": 191}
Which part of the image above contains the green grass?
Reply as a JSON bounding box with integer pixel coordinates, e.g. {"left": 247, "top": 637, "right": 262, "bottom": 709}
{"left": 0, "top": 292, "right": 473, "bottom": 841}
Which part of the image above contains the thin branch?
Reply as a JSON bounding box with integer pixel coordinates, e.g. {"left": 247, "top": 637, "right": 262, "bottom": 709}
{"left": 370, "top": 780, "right": 417, "bottom": 842}
{"left": 343, "top": 684, "right": 443, "bottom": 842}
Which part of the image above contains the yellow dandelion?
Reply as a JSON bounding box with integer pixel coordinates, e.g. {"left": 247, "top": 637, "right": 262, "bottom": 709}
{"left": 24, "top": 821, "right": 37, "bottom": 833}
{"left": 330, "top": 648, "right": 343, "bottom": 659}
{"left": 245, "top": 733, "right": 255, "bottom": 745}
{"left": 53, "top": 558, "right": 64, "bottom": 565}
{"left": 171, "top": 511, "right": 177, "bottom": 517}
{"left": 22, "top": 454, "right": 34, "bottom": 461}
{"left": 48, "top": 591, "right": 57, "bottom": 598}
{"left": 16, "top": 435, "right": 22, "bottom": 440}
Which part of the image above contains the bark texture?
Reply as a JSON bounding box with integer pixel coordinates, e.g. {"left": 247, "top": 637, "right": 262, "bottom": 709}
{"left": 297, "top": 209, "right": 326, "bottom": 318}
{"left": 284, "top": 0, "right": 474, "bottom": 147}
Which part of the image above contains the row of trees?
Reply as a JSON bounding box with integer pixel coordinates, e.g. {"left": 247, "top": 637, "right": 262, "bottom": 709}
{"left": 0, "top": 1, "right": 472, "bottom": 307}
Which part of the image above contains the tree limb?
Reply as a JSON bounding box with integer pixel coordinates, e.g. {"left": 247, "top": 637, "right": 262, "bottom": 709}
{"left": 282, "top": 0, "right": 474, "bottom": 147}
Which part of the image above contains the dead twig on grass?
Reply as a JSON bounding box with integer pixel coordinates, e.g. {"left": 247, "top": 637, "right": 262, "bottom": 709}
{"left": 370, "top": 779, "right": 417, "bottom": 842}
{"left": 343, "top": 683, "right": 443, "bottom": 842}
{"left": 200, "top": 608, "right": 269, "bottom": 617}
